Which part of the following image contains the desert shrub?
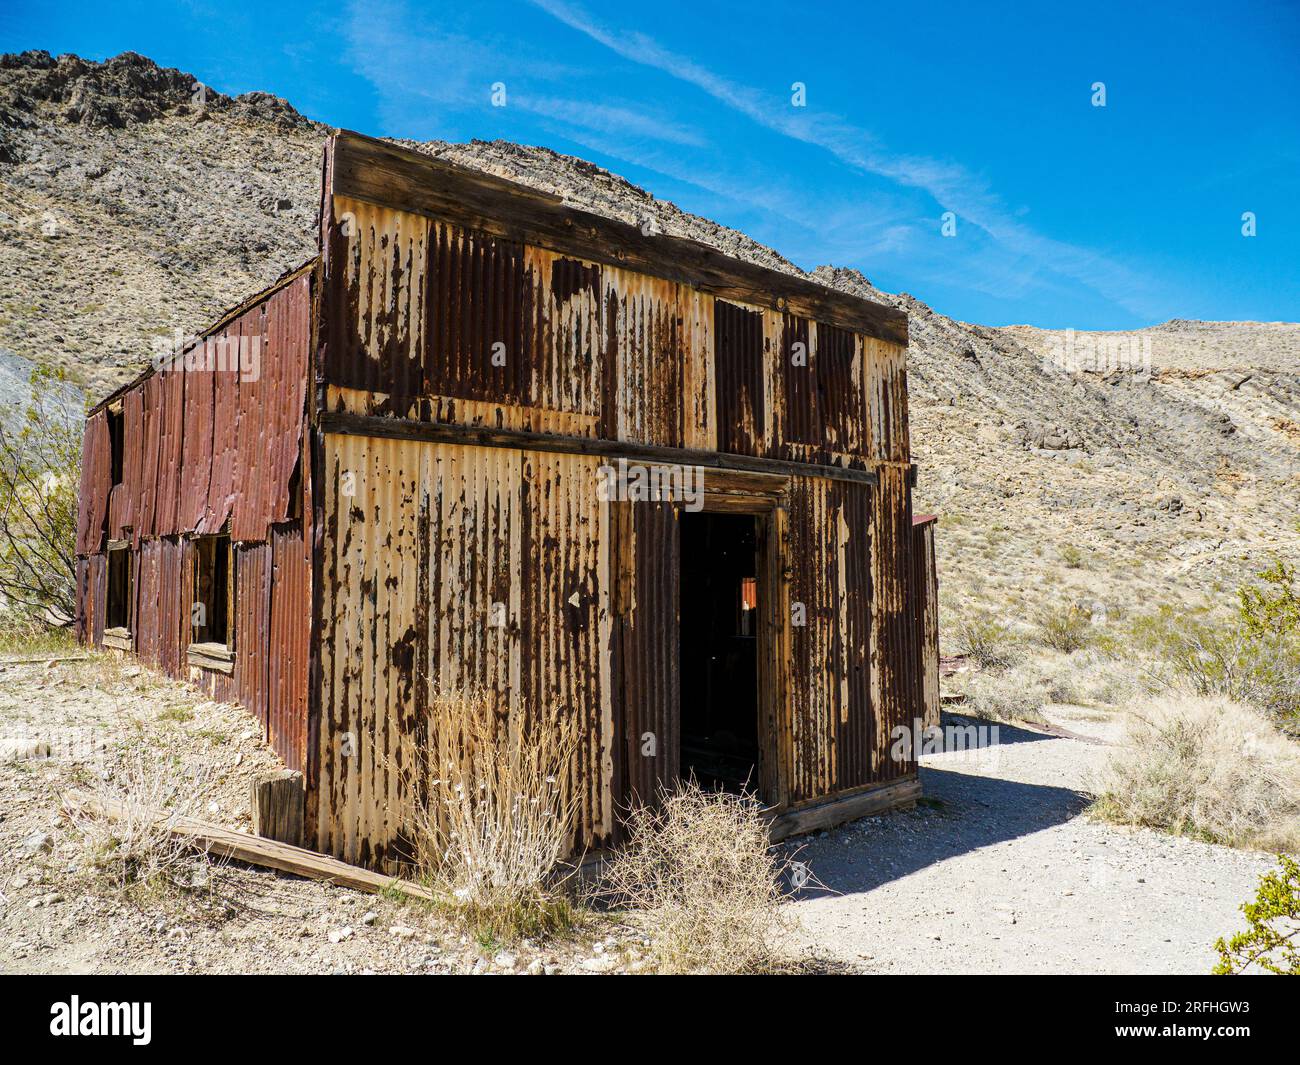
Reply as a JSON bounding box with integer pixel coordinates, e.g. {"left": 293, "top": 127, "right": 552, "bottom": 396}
{"left": 963, "top": 670, "right": 1048, "bottom": 725}
{"left": 1090, "top": 694, "right": 1300, "bottom": 852}
{"left": 405, "top": 686, "right": 578, "bottom": 942}
{"left": 1214, "top": 854, "right": 1300, "bottom": 975}
{"left": 594, "top": 781, "right": 794, "bottom": 974}
{"left": 1034, "top": 604, "right": 1093, "bottom": 653}
{"left": 0, "top": 366, "right": 82, "bottom": 626}
{"left": 66, "top": 748, "right": 216, "bottom": 893}
{"left": 1129, "top": 605, "right": 1300, "bottom": 735}
{"left": 1060, "top": 544, "right": 1085, "bottom": 569}
{"left": 1238, "top": 559, "right": 1300, "bottom": 640}
{"left": 953, "top": 613, "right": 1024, "bottom": 671}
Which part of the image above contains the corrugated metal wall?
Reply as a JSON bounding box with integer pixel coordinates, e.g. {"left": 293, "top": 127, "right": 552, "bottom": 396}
{"left": 313, "top": 161, "right": 920, "bottom": 863}
{"left": 313, "top": 434, "right": 616, "bottom": 867}
{"left": 75, "top": 271, "right": 314, "bottom": 774}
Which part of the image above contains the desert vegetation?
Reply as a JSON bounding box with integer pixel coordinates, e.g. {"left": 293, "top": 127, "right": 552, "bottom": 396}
{"left": 593, "top": 780, "right": 799, "bottom": 974}
{"left": 1214, "top": 855, "right": 1300, "bottom": 975}
{"left": 0, "top": 364, "right": 81, "bottom": 629}
{"left": 403, "top": 686, "right": 579, "bottom": 944}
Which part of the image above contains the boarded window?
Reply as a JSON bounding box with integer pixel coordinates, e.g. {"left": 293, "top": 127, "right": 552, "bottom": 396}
{"left": 192, "top": 534, "right": 234, "bottom": 648}
{"left": 107, "top": 406, "right": 124, "bottom": 486}
{"left": 106, "top": 546, "right": 132, "bottom": 631}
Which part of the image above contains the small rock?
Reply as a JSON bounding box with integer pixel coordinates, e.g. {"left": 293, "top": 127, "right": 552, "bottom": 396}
{"left": 581, "top": 956, "right": 617, "bottom": 973}
{"left": 525, "top": 959, "right": 545, "bottom": 975}
{"left": 389, "top": 925, "right": 417, "bottom": 939}
{"left": 362, "top": 911, "right": 377, "bottom": 926}
{"left": 18, "top": 831, "right": 53, "bottom": 857}
{"left": 493, "top": 951, "right": 517, "bottom": 971}
{"left": 328, "top": 926, "right": 354, "bottom": 943}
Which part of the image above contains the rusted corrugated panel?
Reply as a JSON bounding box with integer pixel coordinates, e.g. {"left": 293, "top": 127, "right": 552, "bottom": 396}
{"left": 231, "top": 311, "right": 271, "bottom": 541}
{"left": 602, "top": 267, "right": 685, "bottom": 447}
{"left": 912, "top": 518, "right": 940, "bottom": 732}
{"left": 135, "top": 373, "right": 162, "bottom": 541}
{"left": 75, "top": 557, "right": 89, "bottom": 644}
{"left": 154, "top": 363, "right": 185, "bottom": 538}
{"left": 779, "top": 313, "right": 818, "bottom": 448}
{"left": 314, "top": 433, "right": 614, "bottom": 869}
{"left": 866, "top": 337, "right": 911, "bottom": 463}
{"left": 870, "top": 464, "right": 916, "bottom": 780}
{"left": 785, "top": 477, "right": 874, "bottom": 800}
{"left": 816, "top": 323, "right": 866, "bottom": 457}
{"left": 714, "top": 299, "right": 765, "bottom": 456}
{"left": 269, "top": 521, "right": 310, "bottom": 773}
{"left": 108, "top": 388, "right": 143, "bottom": 540}
{"left": 75, "top": 412, "right": 110, "bottom": 555}
{"left": 232, "top": 540, "right": 272, "bottom": 727}
{"left": 615, "top": 500, "right": 681, "bottom": 813}
{"left": 133, "top": 537, "right": 184, "bottom": 672}
{"left": 179, "top": 348, "right": 215, "bottom": 531}
{"left": 534, "top": 252, "right": 602, "bottom": 419}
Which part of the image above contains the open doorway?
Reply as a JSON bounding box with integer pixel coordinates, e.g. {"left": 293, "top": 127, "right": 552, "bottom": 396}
{"left": 679, "top": 511, "right": 761, "bottom": 794}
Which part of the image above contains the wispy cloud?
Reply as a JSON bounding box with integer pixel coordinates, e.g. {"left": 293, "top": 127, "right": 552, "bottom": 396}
{"left": 530, "top": 0, "right": 1167, "bottom": 319}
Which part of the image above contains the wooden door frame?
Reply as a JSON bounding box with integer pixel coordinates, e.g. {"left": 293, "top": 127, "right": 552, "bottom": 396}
{"left": 695, "top": 469, "right": 790, "bottom": 810}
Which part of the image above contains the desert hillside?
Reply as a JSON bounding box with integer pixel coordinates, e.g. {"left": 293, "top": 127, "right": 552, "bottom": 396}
{"left": 1, "top": 49, "right": 1296, "bottom": 630}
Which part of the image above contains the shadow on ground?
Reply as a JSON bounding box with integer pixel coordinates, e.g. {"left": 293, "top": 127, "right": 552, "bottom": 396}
{"left": 786, "top": 750, "right": 1091, "bottom": 899}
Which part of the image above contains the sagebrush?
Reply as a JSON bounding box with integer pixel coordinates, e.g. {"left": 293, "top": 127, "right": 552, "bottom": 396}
{"left": 1090, "top": 693, "right": 1300, "bottom": 852}
{"left": 405, "top": 686, "right": 579, "bottom": 942}
{"left": 593, "top": 781, "right": 796, "bottom": 974}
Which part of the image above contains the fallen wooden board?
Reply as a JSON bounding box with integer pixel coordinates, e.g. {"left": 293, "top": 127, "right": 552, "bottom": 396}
{"left": 63, "top": 791, "right": 436, "bottom": 902}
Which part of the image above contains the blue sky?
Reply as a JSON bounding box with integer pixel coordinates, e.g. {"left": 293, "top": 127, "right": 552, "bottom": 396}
{"left": 4, "top": 0, "right": 1298, "bottom": 328}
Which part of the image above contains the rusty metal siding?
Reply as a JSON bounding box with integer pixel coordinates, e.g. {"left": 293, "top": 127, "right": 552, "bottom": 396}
{"left": 614, "top": 500, "right": 681, "bottom": 813}
{"left": 714, "top": 300, "right": 765, "bottom": 456}
{"left": 866, "top": 338, "right": 911, "bottom": 464}
{"left": 816, "top": 323, "right": 866, "bottom": 458}
{"left": 314, "top": 433, "right": 616, "bottom": 869}
{"left": 75, "top": 412, "right": 110, "bottom": 555}
{"left": 870, "top": 464, "right": 916, "bottom": 780}
{"left": 269, "top": 522, "right": 310, "bottom": 772}
{"left": 785, "top": 477, "right": 874, "bottom": 801}
{"left": 601, "top": 267, "right": 687, "bottom": 448}
{"left": 912, "top": 517, "right": 940, "bottom": 732}
{"left": 75, "top": 270, "right": 314, "bottom": 787}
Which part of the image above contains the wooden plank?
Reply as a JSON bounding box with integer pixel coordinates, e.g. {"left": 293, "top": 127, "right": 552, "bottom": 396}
{"left": 64, "top": 790, "right": 436, "bottom": 901}
{"left": 319, "top": 410, "right": 879, "bottom": 487}
{"left": 767, "top": 777, "right": 920, "bottom": 841}
{"left": 251, "top": 769, "right": 305, "bottom": 847}
{"left": 328, "top": 132, "right": 909, "bottom": 346}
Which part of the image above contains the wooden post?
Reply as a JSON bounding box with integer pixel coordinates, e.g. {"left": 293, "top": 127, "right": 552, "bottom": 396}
{"left": 251, "top": 769, "right": 305, "bottom": 847}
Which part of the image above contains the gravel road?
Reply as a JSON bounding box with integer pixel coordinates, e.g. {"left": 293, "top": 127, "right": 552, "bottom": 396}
{"left": 786, "top": 711, "right": 1276, "bottom": 974}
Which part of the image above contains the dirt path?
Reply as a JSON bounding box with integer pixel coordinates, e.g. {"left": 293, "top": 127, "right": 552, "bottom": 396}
{"left": 785, "top": 710, "right": 1275, "bottom": 974}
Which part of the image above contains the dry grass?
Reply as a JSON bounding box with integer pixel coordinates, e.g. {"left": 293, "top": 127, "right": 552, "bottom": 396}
{"left": 593, "top": 781, "right": 797, "bottom": 974}
{"left": 1090, "top": 693, "right": 1300, "bottom": 852}
{"left": 406, "top": 686, "right": 579, "bottom": 942}
{"left": 65, "top": 748, "right": 218, "bottom": 893}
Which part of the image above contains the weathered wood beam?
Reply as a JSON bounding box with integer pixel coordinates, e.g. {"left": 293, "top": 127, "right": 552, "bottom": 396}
{"left": 251, "top": 769, "right": 305, "bottom": 848}
{"left": 319, "top": 410, "right": 881, "bottom": 487}
{"left": 328, "top": 131, "right": 909, "bottom": 346}
{"left": 767, "top": 777, "right": 921, "bottom": 841}
{"left": 64, "top": 790, "right": 436, "bottom": 901}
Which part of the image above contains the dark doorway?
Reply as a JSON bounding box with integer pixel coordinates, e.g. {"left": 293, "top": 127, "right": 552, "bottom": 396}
{"left": 679, "top": 511, "right": 761, "bottom": 794}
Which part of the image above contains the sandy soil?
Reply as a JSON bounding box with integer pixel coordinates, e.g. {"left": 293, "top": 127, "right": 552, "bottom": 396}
{"left": 786, "top": 708, "right": 1275, "bottom": 974}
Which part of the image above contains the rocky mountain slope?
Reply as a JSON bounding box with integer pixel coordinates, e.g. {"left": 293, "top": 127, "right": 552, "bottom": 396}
{"left": 1, "top": 50, "right": 1296, "bottom": 628}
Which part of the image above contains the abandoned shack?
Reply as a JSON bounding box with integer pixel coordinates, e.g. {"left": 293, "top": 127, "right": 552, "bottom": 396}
{"left": 76, "top": 131, "right": 939, "bottom": 870}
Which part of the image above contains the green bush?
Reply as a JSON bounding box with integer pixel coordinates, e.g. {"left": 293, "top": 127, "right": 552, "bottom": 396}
{"left": 1129, "top": 599, "right": 1300, "bottom": 736}
{"left": 953, "top": 614, "right": 1024, "bottom": 671}
{"left": 1034, "top": 604, "right": 1092, "bottom": 653}
{"left": 1214, "top": 855, "right": 1300, "bottom": 975}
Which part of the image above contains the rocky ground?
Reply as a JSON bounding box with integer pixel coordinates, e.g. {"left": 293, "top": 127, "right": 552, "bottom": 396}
{"left": 790, "top": 704, "right": 1273, "bottom": 974}
{"left": 0, "top": 649, "right": 657, "bottom": 975}
{"left": 1, "top": 646, "right": 1275, "bottom": 975}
